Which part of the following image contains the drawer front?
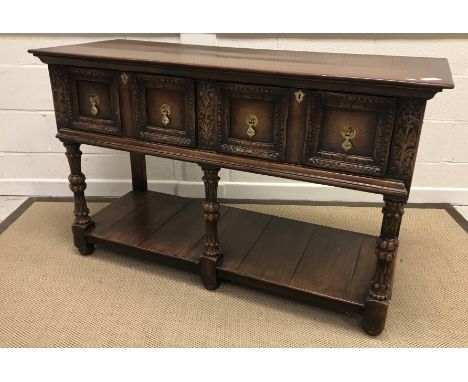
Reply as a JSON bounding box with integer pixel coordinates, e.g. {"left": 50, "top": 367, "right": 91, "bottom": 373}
{"left": 304, "top": 92, "right": 397, "bottom": 176}
{"left": 131, "top": 74, "right": 195, "bottom": 147}
{"left": 49, "top": 66, "right": 122, "bottom": 134}
{"left": 217, "top": 83, "right": 289, "bottom": 160}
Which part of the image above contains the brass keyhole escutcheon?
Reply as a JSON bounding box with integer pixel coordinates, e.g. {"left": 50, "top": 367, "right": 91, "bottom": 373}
{"left": 246, "top": 114, "right": 258, "bottom": 139}
{"left": 89, "top": 94, "right": 100, "bottom": 116}
{"left": 294, "top": 90, "right": 305, "bottom": 104}
{"left": 341, "top": 126, "right": 357, "bottom": 152}
{"left": 161, "top": 104, "right": 171, "bottom": 126}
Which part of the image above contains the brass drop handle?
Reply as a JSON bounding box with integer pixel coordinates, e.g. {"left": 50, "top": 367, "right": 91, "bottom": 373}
{"left": 89, "top": 94, "right": 100, "bottom": 116}
{"left": 246, "top": 114, "right": 258, "bottom": 139}
{"left": 341, "top": 126, "right": 357, "bottom": 152}
{"left": 161, "top": 104, "right": 171, "bottom": 126}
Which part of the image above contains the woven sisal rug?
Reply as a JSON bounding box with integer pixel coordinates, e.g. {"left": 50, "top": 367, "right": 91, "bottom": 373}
{"left": 0, "top": 201, "right": 467, "bottom": 347}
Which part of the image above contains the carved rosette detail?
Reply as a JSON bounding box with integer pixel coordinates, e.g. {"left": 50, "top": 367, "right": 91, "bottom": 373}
{"left": 201, "top": 166, "right": 221, "bottom": 259}
{"left": 64, "top": 143, "right": 93, "bottom": 227}
{"left": 369, "top": 199, "right": 405, "bottom": 301}
{"left": 198, "top": 81, "right": 218, "bottom": 148}
{"left": 388, "top": 99, "right": 426, "bottom": 186}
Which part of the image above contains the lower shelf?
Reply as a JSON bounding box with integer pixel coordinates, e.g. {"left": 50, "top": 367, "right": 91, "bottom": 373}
{"left": 86, "top": 191, "right": 377, "bottom": 315}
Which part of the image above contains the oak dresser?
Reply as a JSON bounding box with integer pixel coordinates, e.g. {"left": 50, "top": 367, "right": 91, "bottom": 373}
{"left": 29, "top": 39, "right": 453, "bottom": 335}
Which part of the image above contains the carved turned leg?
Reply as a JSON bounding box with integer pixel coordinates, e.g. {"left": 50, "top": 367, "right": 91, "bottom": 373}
{"left": 64, "top": 142, "right": 95, "bottom": 255}
{"left": 199, "top": 164, "right": 222, "bottom": 290}
{"left": 363, "top": 197, "right": 405, "bottom": 335}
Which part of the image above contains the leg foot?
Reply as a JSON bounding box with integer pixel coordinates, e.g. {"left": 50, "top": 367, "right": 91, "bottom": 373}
{"left": 199, "top": 254, "right": 222, "bottom": 290}
{"left": 72, "top": 223, "right": 95, "bottom": 256}
{"left": 363, "top": 298, "right": 388, "bottom": 336}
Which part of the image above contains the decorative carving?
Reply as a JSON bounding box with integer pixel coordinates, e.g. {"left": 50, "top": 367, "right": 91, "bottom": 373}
{"left": 132, "top": 74, "right": 195, "bottom": 147}
{"left": 49, "top": 65, "right": 72, "bottom": 128}
{"left": 369, "top": 199, "right": 405, "bottom": 301}
{"left": 50, "top": 66, "right": 121, "bottom": 134}
{"left": 64, "top": 143, "right": 93, "bottom": 227}
{"left": 199, "top": 165, "right": 222, "bottom": 290}
{"left": 201, "top": 166, "right": 221, "bottom": 259}
{"left": 220, "top": 143, "right": 281, "bottom": 160}
{"left": 388, "top": 99, "right": 426, "bottom": 188}
{"left": 304, "top": 92, "right": 397, "bottom": 176}
{"left": 218, "top": 82, "right": 289, "bottom": 160}
{"left": 307, "top": 158, "right": 381, "bottom": 175}
{"left": 198, "top": 81, "right": 219, "bottom": 148}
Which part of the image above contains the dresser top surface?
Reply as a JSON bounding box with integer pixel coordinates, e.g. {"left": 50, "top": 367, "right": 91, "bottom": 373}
{"left": 29, "top": 38, "right": 454, "bottom": 90}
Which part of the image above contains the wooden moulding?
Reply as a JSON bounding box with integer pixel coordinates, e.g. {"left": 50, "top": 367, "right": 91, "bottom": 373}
{"left": 85, "top": 190, "right": 378, "bottom": 316}
{"left": 57, "top": 129, "right": 408, "bottom": 199}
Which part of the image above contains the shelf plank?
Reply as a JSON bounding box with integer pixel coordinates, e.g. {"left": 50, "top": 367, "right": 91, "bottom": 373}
{"left": 290, "top": 227, "right": 369, "bottom": 303}
{"left": 138, "top": 199, "right": 207, "bottom": 261}
{"left": 85, "top": 191, "right": 377, "bottom": 311}
{"left": 236, "top": 216, "right": 317, "bottom": 285}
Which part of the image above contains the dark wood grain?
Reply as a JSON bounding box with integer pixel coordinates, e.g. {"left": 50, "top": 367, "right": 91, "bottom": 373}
{"left": 129, "top": 152, "right": 147, "bottom": 192}
{"left": 29, "top": 39, "right": 454, "bottom": 90}
{"left": 85, "top": 191, "right": 377, "bottom": 310}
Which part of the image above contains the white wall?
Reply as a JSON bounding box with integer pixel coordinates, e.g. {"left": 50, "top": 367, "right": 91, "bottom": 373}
{"left": 0, "top": 34, "right": 467, "bottom": 203}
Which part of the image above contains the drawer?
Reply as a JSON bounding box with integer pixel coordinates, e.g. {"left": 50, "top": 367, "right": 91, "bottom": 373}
{"left": 217, "top": 82, "right": 289, "bottom": 160}
{"left": 49, "top": 66, "right": 122, "bottom": 134}
{"left": 303, "top": 92, "right": 397, "bottom": 176}
{"left": 131, "top": 74, "right": 195, "bottom": 147}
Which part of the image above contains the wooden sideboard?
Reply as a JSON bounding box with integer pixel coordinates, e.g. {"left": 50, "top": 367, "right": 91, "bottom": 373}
{"left": 29, "top": 39, "right": 453, "bottom": 335}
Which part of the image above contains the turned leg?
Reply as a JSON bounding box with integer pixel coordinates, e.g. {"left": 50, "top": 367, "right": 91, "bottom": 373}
{"left": 130, "top": 152, "right": 147, "bottom": 192}
{"left": 64, "top": 142, "right": 95, "bottom": 255}
{"left": 363, "top": 197, "right": 405, "bottom": 335}
{"left": 199, "top": 164, "right": 222, "bottom": 290}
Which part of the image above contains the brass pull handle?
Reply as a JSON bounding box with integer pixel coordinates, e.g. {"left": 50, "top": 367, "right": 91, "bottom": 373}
{"left": 246, "top": 114, "right": 258, "bottom": 139}
{"left": 341, "top": 126, "right": 357, "bottom": 152}
{"left": 89, "top": 94, "right": 100, "bottom": 116}
{"left": 161, "top": 104, "right": 171, "bottom": 126}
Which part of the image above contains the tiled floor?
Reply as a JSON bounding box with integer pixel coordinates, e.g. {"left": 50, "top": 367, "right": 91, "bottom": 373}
{"left": 0, "top": 196, "right": 28, "bottom": 223}
{"left": 454, "top": 206, "right": 468, "bottom": 222}
{"left": 0, "top": 195, "right": 467, "bottom": 225}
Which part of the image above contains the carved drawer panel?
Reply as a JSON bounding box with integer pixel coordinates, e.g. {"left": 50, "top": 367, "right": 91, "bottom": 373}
{"left": 49, "top": 65, "right": 122, "bottom": 134}
{"left": 303, "top": 92, "right": 397, "bottom": 176}
{"left": 217, "top": 82, "right": 289, "bottom": 160}
{"left": 131, "top": 74, "right": 195, "bottom": 147}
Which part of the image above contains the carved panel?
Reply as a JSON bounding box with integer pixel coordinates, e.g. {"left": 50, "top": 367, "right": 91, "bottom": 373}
{"left": 66, "top": 67, "right": 121, "bottom": 135}
{"left": 387, "top": 99, "right": 426, "bottom": 189}
{"left": 217, "top": 82, "right": 289, "bottom": 161}
{"left": 304, "top": 92, "right": 397, "bottom": 176}
{"left": 49, "top": 65, "right": 73, "bottom": 128}
{"left": 132, "top": 74, "right": 195, "bottom": 147}
{"left": 197, "top": 81, "right": 220, "bottom": 149}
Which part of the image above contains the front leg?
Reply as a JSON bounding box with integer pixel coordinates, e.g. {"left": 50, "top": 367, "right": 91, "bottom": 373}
{"left": 363, "top": 197, "right": 405, "bottom": 335}
{"left": 64, "top": 142, "right": 95, "bottom": 255}
{"left": 199, "top": 164, "right": 222, "bottom": 290}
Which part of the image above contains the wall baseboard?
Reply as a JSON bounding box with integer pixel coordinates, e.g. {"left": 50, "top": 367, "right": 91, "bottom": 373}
{"left": 1, "top": 179, "right": 468, "bottom": 204}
